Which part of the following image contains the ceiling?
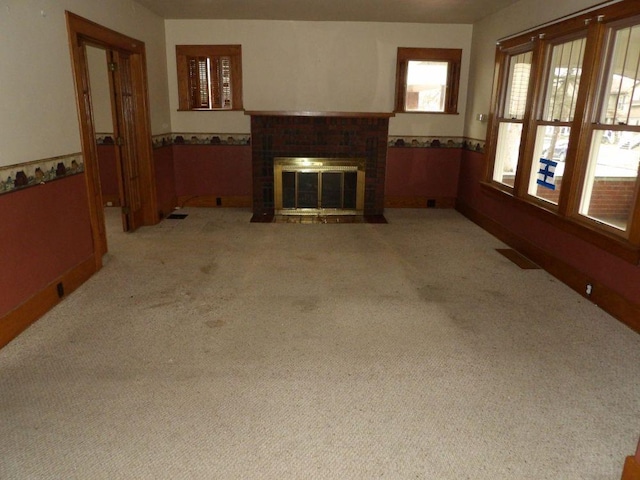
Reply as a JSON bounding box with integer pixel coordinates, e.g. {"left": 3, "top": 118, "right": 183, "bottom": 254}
{"left": 134, "top": 0, "right": 522, "bottom": 24}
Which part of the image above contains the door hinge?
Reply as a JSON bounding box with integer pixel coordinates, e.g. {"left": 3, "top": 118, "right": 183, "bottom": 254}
{"left": 116, "top": 136, "right": 124, "bottom": 146}
{"left": 108, "top": 62, "right": 117, "bottom": 72}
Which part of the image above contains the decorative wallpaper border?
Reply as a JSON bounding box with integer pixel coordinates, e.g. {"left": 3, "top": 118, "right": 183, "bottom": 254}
{"left": 151, "top": 133, "right": 251, "bottom": 148}
{"left": 95, "top": 133, "right": 115, "bottom": 145}
{"left": 388, "top": 136, "right": 485, "bottom": 153}
{"left": 462, "top": 138, "right": 486, "bottom": 153}
{"left": 104, "top": 132, "right": 485, "bottom": 152}
{"left": 99, "top": 133, "right": 252, "bottom": 148}
{"left": 388, "top": 136, "right": 464, "bottom": 148}
{"left": 0, "top": 134, "right": 485, "bottom": 197}
{"left": 0, "top": 153, "right": 84, "bottom": 196}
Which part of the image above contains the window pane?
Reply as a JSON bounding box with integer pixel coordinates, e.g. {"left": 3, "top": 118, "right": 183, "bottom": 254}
{"left": 504, "top": 51, "right": 533, "bottom": 120}
{"left": 211, "top": 56, "right": 232, "bottom": 109}
{"left": 188, "top": 56, "right": 211, "bottom": 108}
{"left": 527, "top": 125, "right": 569, "bottom": 204}
{"left": 600, "top": 24, "right": 640, "bottom": 125}
{"left": 493, "top": 122, "right": 523, "bottom": 186}
{"left": 579, "top": 130, "right": 640, "bottom": 231}
{"left": 543, "top": 38, "right": 586, "bottom": 122}
{"left": 405, "top": 60, "right": 448, "bottom": 112}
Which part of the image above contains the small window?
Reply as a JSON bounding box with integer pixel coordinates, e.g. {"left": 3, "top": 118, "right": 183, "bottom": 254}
{"left": 176, "top": 45, "right": 243, "bottom": 111}
{"left": 394, "top": 47, "right": 462, "bottom": 114}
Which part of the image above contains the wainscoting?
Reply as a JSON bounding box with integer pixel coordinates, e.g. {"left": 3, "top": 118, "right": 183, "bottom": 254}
{"left": 457, "top": 148, "right": 640, "bottom": 333}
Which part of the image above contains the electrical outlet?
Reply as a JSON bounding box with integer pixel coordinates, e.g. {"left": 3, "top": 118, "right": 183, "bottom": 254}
{"left": 586, "top": 283, "right": 593, "bottom": 296}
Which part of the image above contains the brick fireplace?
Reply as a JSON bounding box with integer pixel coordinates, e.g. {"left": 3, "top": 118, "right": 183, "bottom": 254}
{"left": 248, "top": 111, "right": 393, "bottom": 221}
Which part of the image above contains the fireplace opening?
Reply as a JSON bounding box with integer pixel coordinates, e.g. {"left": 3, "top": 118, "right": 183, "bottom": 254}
{"left": 274, "top": 157, "right": 366, "bottom": 215}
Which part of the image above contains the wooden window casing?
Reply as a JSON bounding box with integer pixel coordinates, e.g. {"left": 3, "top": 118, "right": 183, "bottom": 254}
{"left": 176, "top": 45, "right": 243, "bottom": 111}
{"left": 394, "top": 47, "right": 462, "bottom": 114}
{"left": 484, "top": 2, "right": 640, "bottom": 264}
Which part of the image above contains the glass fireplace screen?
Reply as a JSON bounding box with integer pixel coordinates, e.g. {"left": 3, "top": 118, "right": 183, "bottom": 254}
{"left": 274, "top": 157, "right": 366, "bottom": 215}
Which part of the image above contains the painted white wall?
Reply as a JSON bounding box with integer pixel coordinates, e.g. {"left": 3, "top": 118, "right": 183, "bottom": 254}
{"left": 0, "top": 0, "right": 170, "bottom": 167}
{"left": 464, "top": 0, "right": 620, "bottom": 142}
{"left": 86, "top": 46, "right": 113, "bottom": 134}
{"left": 164, "top": 20, "right": 473, "bottom": 136}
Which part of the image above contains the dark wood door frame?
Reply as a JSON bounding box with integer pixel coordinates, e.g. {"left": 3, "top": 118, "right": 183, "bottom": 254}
{"left": 66, "top": 11, "right": 158, "bottom": 268}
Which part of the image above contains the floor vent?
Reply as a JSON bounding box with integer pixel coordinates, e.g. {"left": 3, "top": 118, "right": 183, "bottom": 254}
{"left": 167, "top": 213, "right": 188, "bottom": 220}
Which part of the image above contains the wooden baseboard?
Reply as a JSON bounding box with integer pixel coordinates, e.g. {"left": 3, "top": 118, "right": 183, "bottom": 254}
{"left": 622, "top": 456, "right": 640, "bottom": 480}
{"left": 0, "top": 255, "right": 97, "bottom": 350}
{"left": 157, "top": 195, "right": 178, "bottom": 220}
{"left": 177, "top": 195, "right": 251, "bottom": 208}
{"left": 385, "top": 196, "right": 456, "bottom": 208}
{"left": 456, "top": 201, "right": 640, "bottom": 334}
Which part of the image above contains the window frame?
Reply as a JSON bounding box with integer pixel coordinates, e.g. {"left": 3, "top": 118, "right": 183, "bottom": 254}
{"left": 484, "top": 2, "right": 640, "bottom": 264}
{"left": 394, "top": 47, "right": 462, "bottom": 114}
{"left": 489, "top": 42, "right": 536, "bottom": 189}
{"left": 175, "top": 44, "right": 243, "bottom": 111}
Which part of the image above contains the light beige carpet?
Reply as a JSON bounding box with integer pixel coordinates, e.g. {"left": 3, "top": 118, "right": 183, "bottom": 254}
{"left": 1, "top": 208, "right": 639, "bottom": 479}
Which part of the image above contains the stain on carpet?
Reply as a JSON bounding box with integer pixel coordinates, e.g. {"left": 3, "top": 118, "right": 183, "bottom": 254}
{"left": 205, "top": 319, "right": 226, "bottom": 329}
{"left": 200, "top": 264, "right": 216, "bottom": 274}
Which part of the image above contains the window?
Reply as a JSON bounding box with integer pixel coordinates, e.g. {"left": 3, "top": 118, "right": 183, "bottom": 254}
{"left": 526, "top": 36, "right": 586, "bottom": 205}
{"left": 176, "top": 45, "right": 243, "bottom": 111}
{"left": 492, "top": 48, "right": 534, "bottom": 186}
{"left": 579, "top": 21, "right": 640, "bottom": 232}
{"left": 394, "top": 48, "right": 462, "bottom": 114}
{"left": 485, "top": 3, "right": 640, "bottom": 260}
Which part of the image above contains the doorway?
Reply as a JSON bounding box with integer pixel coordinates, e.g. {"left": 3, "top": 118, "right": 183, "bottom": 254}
{"left": 66, "top": 12, "right": 158, "bottom": 269}
{"left": 86, "top": 45, "right": 126, "bottom": 234}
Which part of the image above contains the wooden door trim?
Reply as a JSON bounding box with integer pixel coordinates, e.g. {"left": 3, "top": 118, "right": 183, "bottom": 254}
{"left": 66, "top": 11, "right": 158, "bottom": 266}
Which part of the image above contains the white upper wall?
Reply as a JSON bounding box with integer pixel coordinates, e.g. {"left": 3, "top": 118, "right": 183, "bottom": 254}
{"left": 0, "top": 0, "right": 170, "bottom": 167}
{"left": 86, "top": 46, "right": 113, "bottom": 134}
{"left": 164, "top": 20, "right": 473, "bottom": 136}
{"left": 464, "top": 0, "right": 617, "bottom": 141}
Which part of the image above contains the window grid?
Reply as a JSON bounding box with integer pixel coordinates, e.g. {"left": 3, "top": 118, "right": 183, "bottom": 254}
{"left": 544, "top": 37, "right": 585, "bottom": 122}
{"left": 504, "top": 51, "right": 533, "bottom": 120}
{"left": 603, "top": 24, "right": 640, "bottom": 125}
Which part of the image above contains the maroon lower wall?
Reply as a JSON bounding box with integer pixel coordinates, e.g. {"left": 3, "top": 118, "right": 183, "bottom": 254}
{"left": 386, "top": 147, "right": 461, "bottom": 201}
{"left": 0, "top": 174, "right": 94, "bottom": 318}
{"left": 458, "top": 149, "right": 640, "bottom": 309}
{"left": 154, "top": 145, "right": 177, "bottom": 218}
{"left": 97, "top": 144, "right": 120, "bottom": 205}
{"left": 169, "top": 142, "right": 460, "bottom": 210}
{"left": 172, "top": 145, "right": 252, "bottom": 200}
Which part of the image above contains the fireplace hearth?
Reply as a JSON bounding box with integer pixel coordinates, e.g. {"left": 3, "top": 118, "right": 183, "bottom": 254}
{"left": 248, "top": 111, "right": 393, "bottom": 221}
